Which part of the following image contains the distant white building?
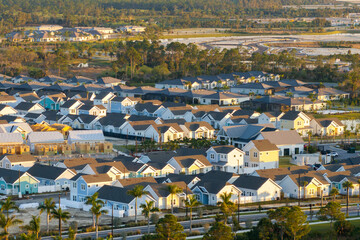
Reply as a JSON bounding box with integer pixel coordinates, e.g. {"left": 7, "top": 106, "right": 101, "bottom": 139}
{"left": 36, "top": 25, "right": 63, "bottom": 31}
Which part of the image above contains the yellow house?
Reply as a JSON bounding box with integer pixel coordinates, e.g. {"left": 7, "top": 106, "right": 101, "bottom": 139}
{"left": 243, "top": 139, "right": 279, "bottom": 169}
{"left": 279, "top": 173, "right": 329, "bottom": 199}
{"left": 280, "top": 111, "right": 312, "bottom": 136}
{"left": 310, "top": 118, "right": 344, "bottom": 136}
{"left": 145, "top": 181, "right": 191, "bottom": 210}
{"left": 168, "top": 155, "right": 212, "bottom": 175}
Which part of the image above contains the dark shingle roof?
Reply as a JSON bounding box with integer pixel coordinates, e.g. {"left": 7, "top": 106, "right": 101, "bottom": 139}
{"left": 27, "top": 164, "right": 71, "bottom": 180}
{"left": 97, "top": 185, "right": 135, "bottom": 204}
{"left": 232, "top": 175, "right": 269, "bottom": 190}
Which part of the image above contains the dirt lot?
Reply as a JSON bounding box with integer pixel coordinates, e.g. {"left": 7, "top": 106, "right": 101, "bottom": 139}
{"left": 10, "top": 206, "right": 113, "bottom": 234}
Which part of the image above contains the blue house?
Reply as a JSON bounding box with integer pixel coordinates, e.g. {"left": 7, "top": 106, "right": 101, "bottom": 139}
{"left": 39, "top": 94, "right": 66, "bottom": 111}
{"left": 26, "top": 164, "right": 76, "bottom": 192}
{"left": 0, "top": 168, "right": 39, "bottom": 195}
{"left": 97, "top": 185, "right": 154, "bottom": 217}
{"left": 70, "top": 174, "right": 113, "bottom": 202}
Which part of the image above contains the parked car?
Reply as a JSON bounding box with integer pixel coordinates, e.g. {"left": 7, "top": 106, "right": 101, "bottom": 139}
{"left": 327, "top": 151, "right": 339, "bottom": 157}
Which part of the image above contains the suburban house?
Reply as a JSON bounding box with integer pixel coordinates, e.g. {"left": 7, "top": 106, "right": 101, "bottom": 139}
{"left": 26, "top": 164, "right": 76, "bottom": 192}
{"left": 0, "top": 168, "right": 39, "bottom": 196}
{"left": 310, "top": 118, "right": 345, "bottom": 136}
{"left": 110, "top": 97, "right": 140, "bottom": 114}
{"left": 27, "top": 131, "right": 65, "bottom": 152}
{"left": 242, "top": 139, "right": 280, "bottom": 169}
{"left": 0, "top": 104, "right": 17, "bottom": 116}
{"left": 0, "top": 154, "right": 36, "bottom": 171}
{"left": 70, "top": 174, "right": 114, "bottom": 202}
{"left": 206, "top": 145, "right": 245, "bottom": 173}
{"left": 232, "top": 175, "right": 282, "bottom": 202}
{"left": 182, "top": 122, "right": 215, "bottom": 139}
{"left": 168, "top": 155, "right": 212, "bottom": 175}
{"left": 14, "top": 102, "right": 45, "bottom": 115}
{"left": 256, "top": 130, "right": 305, "bottom": 156}
{"left": 144, "top": 181, "right": 191, "bottom": 210}
{"left": 78, "top": 105, "right": 107, "bottom": 117}
{"left": 93, "top": 92, "right": 115, "bottom": 110}
{"left": 257, "top": 112, "right": 284, "bottom": 129}
{"left": 60, "top": 100, "right": 84, "bottom": 115}
{"left": 280, "top": 111, "right": 313, "bottom": 136}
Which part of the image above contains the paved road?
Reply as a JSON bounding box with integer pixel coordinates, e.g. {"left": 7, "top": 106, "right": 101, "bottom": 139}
{"left": 42, "top": 205, "right": 360, "bottom": 240}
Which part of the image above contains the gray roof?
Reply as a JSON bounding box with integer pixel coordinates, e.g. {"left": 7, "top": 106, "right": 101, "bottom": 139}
{"left": 211, "top": 145, "right": 237, "bottom": 154}
{"left": 97, "top": 185, "right": 135, "bottom": 204}
{"left": 27, "top": 164, "right": 71, "bottom": 180}
{"left": 233, "top": 175, "right": 269, "bottom": 190}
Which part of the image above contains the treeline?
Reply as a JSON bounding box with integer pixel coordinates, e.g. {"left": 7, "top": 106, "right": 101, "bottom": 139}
{"left": 0, "top": 0, "right": 357, "bottom": 35}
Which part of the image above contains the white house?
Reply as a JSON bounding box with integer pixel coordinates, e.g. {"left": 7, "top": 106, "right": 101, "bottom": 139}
{"left": 206, "top": 145, "right": 245, "bottom": 173}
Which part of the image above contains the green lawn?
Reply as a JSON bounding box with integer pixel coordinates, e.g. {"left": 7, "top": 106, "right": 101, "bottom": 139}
{"left": 310, "top": 219, "right": 360, "bottom": 233}
{"left": 279, "top": 156, "right": 294, "bottom": 168}
{"left": 312, "top": 112, "right": 360, "bottom": 120}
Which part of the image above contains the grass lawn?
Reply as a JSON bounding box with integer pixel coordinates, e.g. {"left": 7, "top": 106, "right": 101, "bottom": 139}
{"left": 310, "top": 219, "right": 360, "bottom": 233}
{"left": 279, "top": 156, "right": 294, "bottom": 168}
{"left": 312, "top": 112, "right": 360, "bottom": 120}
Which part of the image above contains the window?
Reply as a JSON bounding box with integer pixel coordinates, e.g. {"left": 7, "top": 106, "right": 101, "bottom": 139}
{"left": 254, "top": 152, "right": 258, "bottom": 158}
{"left": 25, "top": 184, "right": 29, "bottom": 189}
{"left": 5, "top": 164, "right": 9, "bottom": 169}
{"left": 73, "top": 196, "right": 77, "bottom": 201}
{"left": 309, "top": 189, "right": 315, "bottom": 195}
{"left": 56, "top": 182, "right": 60, "bottom": 185}
{"left": 81, "top": 184, "right": 86, "bottom": 190}
{"left": 73, "top": 182, "right": 77, "bottom": 188}
{"left": 210, "top": 154, "right": 215, "bottom": 159}
{"left": 0, "top": 185, "right": 4, "bottom": 190}
{"left": 245, "top": 162, "right": 248, "bottom": 167}
{"left": 64, "top": 181, "right": 68, "bottom": 185}
{"left": 245, "top": 151, "right": 249, "bottom": 156}
{"left": 34, "top": 184, "right": 37, "bottom": 188}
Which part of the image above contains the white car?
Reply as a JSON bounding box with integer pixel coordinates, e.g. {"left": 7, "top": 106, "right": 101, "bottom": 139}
{"left": 327, "top": 151, "right": 339, "bottom": 157}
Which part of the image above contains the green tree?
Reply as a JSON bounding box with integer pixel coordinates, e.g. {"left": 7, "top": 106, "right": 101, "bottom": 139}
{"left": 127, "top": 185, "right": 149, "bottom": 223}
{"left": 51, "top": 208, "right": 70, "bottom": 237}
{"left": 334, "top": 220, "right": 354, "bottom": 237}
{"left": 268, "top": 206, "right": 289, "bottom": 240}
{"left": 284, "top": 206, "right": 310, "bottom": 240}
{"left": 85, "top": 192, "right": 104, "bottom": 229}
{"left": 217, "top": 192, "right": 235, "bottom": 225}
{"left": 317, "top": 202, "right": 344, "bottom": 223}
{"left": 92, "top": 203, "right": 108, "bottom": 239}
{"left": 203, "top": 221, "right": 234, "bottom": 240}
{"left": 342, "top": 181, "right": 354, "bottom": 216}
{"left": 184, "top": 195, "right": 201, "bottom": 233}
{"left": 22, "top": 215, "right": 41, "bottom": 240}
{"left": 0, "top": 197, "right": 19, "bottom": 220}
{"left": 166, "top": 184, "right": 182, "bottom": 214}
{"left": 140, "top": 200, "right": 159, "bottom": 234}
{"left": 0, "top": 213, "right": 23, "bottom": 240}
{"left": 155, "top": 214, "right": 186, "bottom": 240}
{"left": 38, "top": 198, "right": 55, "bottom": 233}
{"left": 329, "top": 188, "right": 339, "bottom": 202}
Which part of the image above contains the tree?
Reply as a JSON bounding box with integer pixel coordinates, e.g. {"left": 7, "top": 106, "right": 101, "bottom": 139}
{"left": 51, "top": 208, "right": 70, "bottom": 237}
{"left": 85, "top": 192, "right": 104, "bottom": 229}
{"left": 203, "top": 222, "right": 233, "bottom": 240}
{"left": 127, "top": 185, "right": 149, "bottom": 223}
{"left": 247, "top": 217, "right": 276, "bottom": 240}
{"left": 140, "top": 200, "right": 159, "bottom": 234}
{"left": 329, "top": 188, "right": 339, "bottom": 202}
{"left": 342, "top": 181, "right": 354, "bottom": 216}
{"left": 155, "top": 214, "right": 186, "bottom": 240}
{"left": 38, "top": 198, "right": 55, "bottom": 233}
{"left": 92, "top": 203, "right": 108, "bottom": 239}
{"left": 317, "top": 202, "right": 344, "bottom": 223}
{"left": 217, "top": 192, "right": 235, "bottom": 225}
{"left": 268, "top": 206, "right": 289, "bottom": 240}
{"left": 284, "top": 206, "right": 310, "bottom": 240}
{"left": 125, "top": 47, "right": 143, "bottom": 80}
{"left": 184, "top": 195, "right": 201, "bottom": 233}
{"left": 0, "top": 213, "right": 23, "bottom": 240}
{"left": 334, "top": 220, "right": 354, "bottom": 237}
{"left": 22, "top": 215, "right": 41, "bottom": 240}
{"left": 0, "top": 197, "right": 19, "bottom": 220}
{"left": 166, "top": 184, "right": 182, "bottom": 214}
{"left": 301, "top": 181, "right": 308, "bottom": 200}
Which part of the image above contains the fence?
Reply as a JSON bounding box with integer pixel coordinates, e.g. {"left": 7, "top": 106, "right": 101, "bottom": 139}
{"left": 38, "top": 185, "right": 59, "bottom": 193}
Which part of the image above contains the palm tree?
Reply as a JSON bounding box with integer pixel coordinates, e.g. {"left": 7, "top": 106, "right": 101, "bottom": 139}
{"left": 0, "top": 213, "right": 23, "bottom": 240}
{"left": 127, "top": 185, "right": 149, "bottom": 223}
{"left": 342, "top": 181, "right": 354, "bottom": 216}
{"left": 92, "top": 203, "right": 108, "bottom": 239}
{"left": 307, "top": 131, "right": 312, "bottom": 153}
{"left": 140, "top": 200, "right": 159, "bottom": 233}
{"left": 301, "top": 181, "right": 308, "bottom": 200}
{"left": 167, "top": 184, "right": 182, "bottom": 214}
{"left": 38, "top": 198, "right": 55, "bottom": 233}
{"left": 85, "top": 193, "right": 104, "bottom": 229}
{"left": 51, "top": 208, "right": 70, "bottom": 237}
{"left": 217, "top": 192, "right": 235, "bottom": 225}
{"left": 0, "top": 197, "right": 19, "bottom": 220}
{"left": 22, "top": 215, "right": 41, "bottom": 240}
{"left": 329, "top": 188, "right": 339, "bottom": 202}
{"left": 184, "top": 195, "right": 201, "bottom": 233}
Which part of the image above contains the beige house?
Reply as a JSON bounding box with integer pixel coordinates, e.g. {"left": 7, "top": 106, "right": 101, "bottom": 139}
{"left": 182, "top": 121, "right": 215, "bottom": 139}
{"left": 242, "top": 139, "right": 280, "bottom": 169}
{"left": 310, "top": 118, "right": 344, "bottom": 136}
